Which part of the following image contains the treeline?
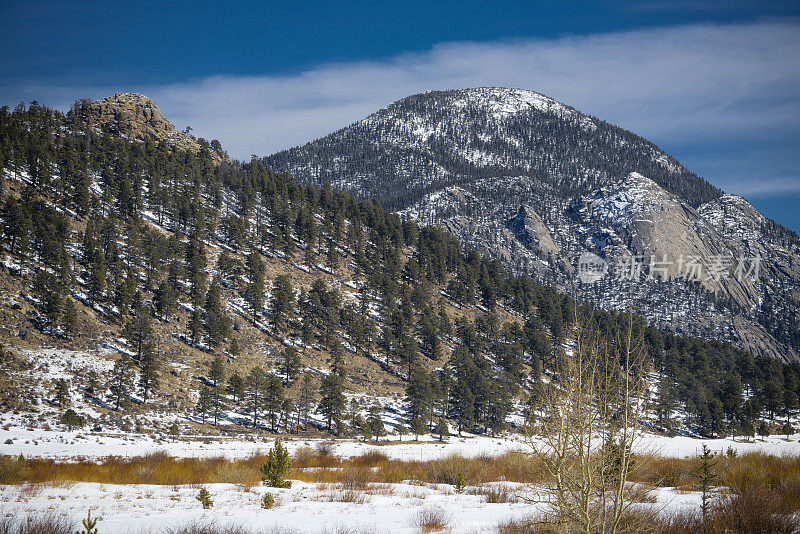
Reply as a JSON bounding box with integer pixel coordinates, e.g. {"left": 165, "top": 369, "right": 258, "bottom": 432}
{"left": 0, "top": 100, "right": 797, "bottom": 439}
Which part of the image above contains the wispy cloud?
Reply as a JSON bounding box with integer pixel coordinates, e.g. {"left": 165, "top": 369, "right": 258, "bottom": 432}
{"left": 3, "top": 19, "right": 799, "bottom": 197}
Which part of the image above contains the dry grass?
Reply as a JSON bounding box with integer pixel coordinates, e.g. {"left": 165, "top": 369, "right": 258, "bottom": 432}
{"left": 468, "top": 483, "right": 519, "bottom": 503}
{"left": 0, "top": 513, "right": 75, "bottom": 534}
{"left": 0, "top": 451, "right": 268, "bottom": 486}
{"left": 413, "top": 507, "right": 451, "bottom": 533}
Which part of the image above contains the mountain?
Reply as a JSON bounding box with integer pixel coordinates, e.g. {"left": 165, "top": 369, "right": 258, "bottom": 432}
{"left": 2, "top": 95, "right": 798, "bottom": 441}
{"left": 265, "top": 87, "right": 800, "bottom": 361}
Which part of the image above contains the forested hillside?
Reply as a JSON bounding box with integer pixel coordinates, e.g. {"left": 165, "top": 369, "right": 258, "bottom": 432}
{"left": 0, "top": 97, "right": 798, "bottom": 440}
{"left": 266, "top": 87, "right": 800, "bottom": 362}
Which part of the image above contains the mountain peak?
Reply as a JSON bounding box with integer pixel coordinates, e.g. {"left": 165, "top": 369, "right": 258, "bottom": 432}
{"left": 83, "top": 93, "right": 227, "bottom": 163}
{"left": 88, "top": 92, "right": 177, "bottom": 142}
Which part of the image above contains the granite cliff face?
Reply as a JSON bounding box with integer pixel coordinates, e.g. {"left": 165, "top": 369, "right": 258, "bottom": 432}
{"left": 265, "top": 87, "right": 800, "bottom": 362}
{"left": 84, "top": 93, "right": 226, "bottom": 163}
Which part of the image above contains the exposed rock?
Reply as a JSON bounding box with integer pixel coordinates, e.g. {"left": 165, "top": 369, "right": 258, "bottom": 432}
{"left": 85, "top": 93, "right": 227, "bottom": 164}
{"left": 507, "top": 205, "right": 559, "bottom": 258}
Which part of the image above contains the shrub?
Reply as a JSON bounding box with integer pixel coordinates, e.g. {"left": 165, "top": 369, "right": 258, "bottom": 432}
{"left": 197, "top": 487, "right": 213, "bottom": 509}
{"left": 261, "top": 439, "right": 292, "bottom": 488}
{"left": 261, "top": 492, "right": 275, "bottom": 509}
{"left": 413, "top": 507, "right": 450, "bottom": 533}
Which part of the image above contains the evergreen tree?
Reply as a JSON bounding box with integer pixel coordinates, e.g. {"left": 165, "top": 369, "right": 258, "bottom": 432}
{"left": 435, "top": 417, "right": 449, "bottom": 441}
{"left": 318, "top": 373, "right": 345, "bottom": 432}
{"left": 244, "top": 254, "right": 265, "bottom": 325}
{"left": 108, "top": 355, "right": 135, "bottom": 411}
{"left": 270, "top": 274, "right": 295, "bottom": 332}
{"left": 53, "top": 378, "right": 70, "bottom": 407}
{"left": 196, "top": 386, "right": 213, "bottom": 424}
{"left": 260, "top": 439, "right": 292, "bottom": 488}
{"left": 366, "top": 402, "right": 386, "bottom": 442}
{"left": 246, "top": 366, "right": 266, "bottom": 427}
{"left": 123, "top": 305, "right": 153, "bottom": 360}
{"left": 209, "top": 355, "right": 225, "bottom": 388}
{"left": 410, "top": 417, "right": 426, "bottom": 441}
{"left": 138, "top": 342, "right": 159, "bottom": 402}
{"left": 204, "top": 279, "right": 230, "bottom": 347}
{"left": 264, "top": 373, "right": 284, "bottom": 432}
{"left": 298, "top": 373, "right": 316, "bottom": 432}
{"left": 61, "top": 298, "right": 78, "bottom": 336}
{"left": 228, "top": 372, "right": 244, "bottom": 403}
{"left": 279, "top": 347, "right": 301, "bottom": 385}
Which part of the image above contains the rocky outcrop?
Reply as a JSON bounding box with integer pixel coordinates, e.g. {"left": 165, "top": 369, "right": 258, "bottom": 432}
{"left": 84, "top": 93, "right": 227, "bottom": 164}
{"left": 507, "top": 205, "right": 559, "bottom": 258}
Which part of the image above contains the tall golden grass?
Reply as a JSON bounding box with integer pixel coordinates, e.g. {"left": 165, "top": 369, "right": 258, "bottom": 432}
{"left": 3, "top": 448, "right": 800, "bottom": 502}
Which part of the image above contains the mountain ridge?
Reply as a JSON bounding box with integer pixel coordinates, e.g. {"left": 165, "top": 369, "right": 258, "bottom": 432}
{"left": 265, "top": 87, "right": 800, "bottom": 361}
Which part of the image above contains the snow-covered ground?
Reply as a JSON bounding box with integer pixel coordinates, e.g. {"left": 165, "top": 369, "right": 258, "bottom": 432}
{"left": 3, "top": 425, "right": 800, "bottom": 461}
{"left": 3, "top": 427, "right": 797, "bottom": 532}
{"left": 0, "top": 478, "right": 703, "bottom": 534}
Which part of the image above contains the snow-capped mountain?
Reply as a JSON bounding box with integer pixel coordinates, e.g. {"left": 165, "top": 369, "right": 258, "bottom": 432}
{"left": 266, "top": 87, "right": 800, "bottom": 361}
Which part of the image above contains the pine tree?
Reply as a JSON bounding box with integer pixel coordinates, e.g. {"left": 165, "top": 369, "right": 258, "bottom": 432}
{"left": 188, "top": 309, "right": 203, "bottom": 346}
{"left": 279, "top": 347, "right": 301, "bottom": 385}
{"left": 209, "top": 355, "right": 225, "bottom": 388}
{"left": 264, "top": 374, "right": 284, "bottom": 432}
{"left": 61, "top": 298, "right": 78, "bottom": 337}
{"left": 138, "top": 342, "right": 159, "bottom": 402}
{"left": 228, "top": 372, "right": 244, "bottom": 403}
{"left": 318, "top": 373, "right": 345, "bottom": 432}
{"left": 204, "top": 279, "right": 230, "bottom": 347}
{"left": 298, "top": 373, "right": 316, "bottom": 432}
{"left": 33, "top": 269, "right": 64, "bottom": 325}
{"left": 123, "top": 305, "right": 153, "bottom": 360}
{"left": 260, "top": 439, "right": 292, "bottom": 488}
{"left": 196, "top": 386, "right": 213, "bottom": 424}
{"left": 410, "top": 417, "right": 426, "bottom": 441}
{"left": 697, "top": 444, "right": 718, "bottom": 525}
{"left": 451, "top": 378, "right": 475, "bottom": 437}
{"left": 435, "top": 418, "right": 449, "bottom": 441}
{"left": 366, "top": 402, "right": 386, "bottom": 442}
{"left": 244, "top": 251, "right": 265, "bottom": 324}
{"left": 270, "top": 275, "right": 295, "bottom": 332}
{"left": 246, "top": 366, "right": 266, "bottom": 427}
{"left": 53, "top": 378, "right": 70, "bottom": 407}
{"left": 108, "top": 355, "right": 135, "bottom": 411}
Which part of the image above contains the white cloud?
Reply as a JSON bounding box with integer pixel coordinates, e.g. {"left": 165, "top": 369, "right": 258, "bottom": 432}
{"left": 3, "top": 19, "right": 799, "bottom": 194}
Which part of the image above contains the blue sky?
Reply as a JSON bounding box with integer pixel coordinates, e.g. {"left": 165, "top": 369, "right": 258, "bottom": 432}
{"left": 2, "top": 1, "right": 799, "bottom": 231}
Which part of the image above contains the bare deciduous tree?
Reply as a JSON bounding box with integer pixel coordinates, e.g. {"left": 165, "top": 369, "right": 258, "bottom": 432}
{"left": 526, "top": 309, "right": 653, "bottom": 533}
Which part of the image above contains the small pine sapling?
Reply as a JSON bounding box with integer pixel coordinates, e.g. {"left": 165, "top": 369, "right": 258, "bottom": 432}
{"left": 78, "top": 510, "right": 98, "bottom": 534}
{"left": 696, "top": 444, "right": 718, "bottom": 525}
{"left": 455, "top": 472, "right": 466, "bottom": 494}
{"left": 196, "top": 487, "right": 213, "bottom": 509}
{"left": 261, "top": 492, "right": 275, "bottom": 509}
{"left": 261, "top": 439, "right": 292, "bottom": 488}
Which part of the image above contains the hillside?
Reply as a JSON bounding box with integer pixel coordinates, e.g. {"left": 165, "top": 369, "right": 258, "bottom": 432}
{"left": 265, "top": 87, "right": 800, "bottom": 362}
{"left": 0, "top": 95, "right": 798, "bottom": 444}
